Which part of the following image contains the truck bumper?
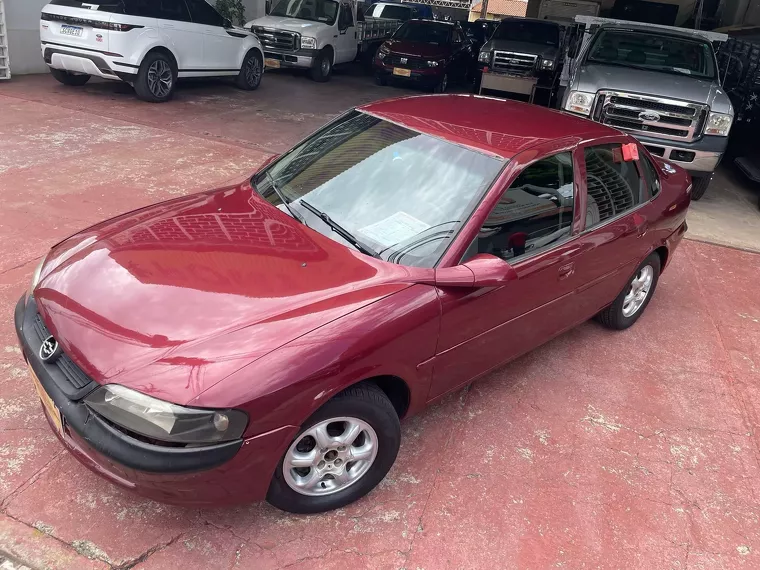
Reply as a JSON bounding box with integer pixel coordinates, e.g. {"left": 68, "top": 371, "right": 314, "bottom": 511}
{"left": 263, "top": 48, "right": 320, "bottom": 70}
{"left": 634, "top": 134, "right": 727, "bottom": 177}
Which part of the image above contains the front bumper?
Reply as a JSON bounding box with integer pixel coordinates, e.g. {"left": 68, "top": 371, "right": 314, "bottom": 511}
{"left": 374, "top": 59, "right": 443, "bottom": 87}
{"left": 634, "top": 133, "right": 727, "bottom": 176}
{"left": 263, "top": 48, "right": 320, "bottom": 69}
{"left": 14, "top": 295, "right": 296, "bottom": 506}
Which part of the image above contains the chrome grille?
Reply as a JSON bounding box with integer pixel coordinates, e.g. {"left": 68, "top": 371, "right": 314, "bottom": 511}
{"left": 597, "top": 91, "right": 708, "bottom": 142}
{"left": 491, "top": 51, "right": 537, "bottom": 76}
{"left": 33, "top": 314, "right": 91, "bottom": 390}
{"left": 386, "top": 54, "right": 426, "bottom": 70}
{"left": 253, "top": 27, "right": 298, "bottom": 51}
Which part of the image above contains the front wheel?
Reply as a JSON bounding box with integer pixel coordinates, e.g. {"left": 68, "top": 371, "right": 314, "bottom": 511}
{"left": 236, "top": 50, "right": 263, "bottom": 90}
{"left": 309, "top": 49, "right": 333, "bottom": 82}
{"left": 267, "top": 383, "right": 400, "bottom": 514}
{"left": 50, "top": 68, "right": 90, "bottom": 86}
{"left": 690, "top": 175, "right": 711, "bottom": 201}
{"left": 596, "top": 252, "right": 661, "bottom": 330}
{"left": 134, "top": 52, "right": 176, "bottom": 103}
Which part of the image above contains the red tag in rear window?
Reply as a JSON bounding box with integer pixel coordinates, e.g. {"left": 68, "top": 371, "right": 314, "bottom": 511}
{"left": 622, "top": 143, "right": 639, "bottom": 161}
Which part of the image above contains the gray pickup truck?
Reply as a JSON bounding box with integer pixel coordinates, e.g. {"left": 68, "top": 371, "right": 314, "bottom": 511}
{"left": 561, "top": 17, "right": 733, "bottom": 200}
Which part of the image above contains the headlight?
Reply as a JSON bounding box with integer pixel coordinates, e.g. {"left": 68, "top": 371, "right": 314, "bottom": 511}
{"left": 377, "top": 45, "right": 389, "bottom": 60}
{"left": 29, "top": 255, "right": 47, "bottom": 297}
{"left": 426, "top": 60, "right": 439, "bottom": 67}
{"left": 540, "top": 58, "right": 554, "bottom": 70}
{"left": 704, "top": 112, "right": 733, "bottom": 136}
{"left": 300, "top": 36, "right": 317, "bottom": 50}
{"left": 85, "top": 385, "right": 248, "bottom": 444}
{"left": 565, "top": 90, "right": 595, "bottom": 116}
{"left": 478, "top": 51, "right": 490, "bottom": 64}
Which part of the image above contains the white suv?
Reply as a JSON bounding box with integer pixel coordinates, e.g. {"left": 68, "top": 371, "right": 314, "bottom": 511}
{"left": 40, "top": 0, "right": 265, "bottom": 102}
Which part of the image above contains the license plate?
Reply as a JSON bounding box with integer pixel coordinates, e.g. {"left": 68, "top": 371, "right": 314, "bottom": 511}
{"left": 29, "top": 367, "right": 63, "bottom": 435}
{"left": 393, "top": 67, "right": 411, "bottom": 77}
{"left": 264, "top": 58, "right": 280, "bottom": 69}
{"left": 60, "top": 25, "right": 84, "bottom": 37}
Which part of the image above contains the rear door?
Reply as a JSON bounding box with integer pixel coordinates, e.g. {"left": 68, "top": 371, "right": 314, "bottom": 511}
{"left": 152, "top": 0, "right": 204, "bottom": 71}
{"left": 185, "top": 0, "right": 242, "bottom": 72}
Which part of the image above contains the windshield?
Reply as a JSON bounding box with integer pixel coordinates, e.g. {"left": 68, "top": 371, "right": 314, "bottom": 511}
{"left": 254, "top": 111, "right": 504, "bottom": 268}
{"left": 393, "top": 21, "right": 451, "bottom": 44}
{"left": 587, "top": 30, "right": 717, "bottom": 80}
{"left": 492, "top": 20, "right": 559, "bottom": 46}
{"left": 269, "top": 0, "right": 339, "bottom": 25}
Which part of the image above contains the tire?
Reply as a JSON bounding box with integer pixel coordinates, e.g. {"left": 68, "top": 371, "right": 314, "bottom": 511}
{"left": 267, "top": 383, "right": 401, "bottom": 514}
{"left": 596, "top": 252, "right": 661, "bottom": 330}
{"left": 690, "top": 175, "right": 711, "bottom": 201}
{"left": 375, "top": 73, "right": 387, "bottom": 86}
{"left": 433, "top": 73, "right": 448, "bottom": 93}
{"left": 134, "top": 51, "right": 176, "bottom": 103}
{"left": 50, "top": 68, "right": 90, "bottom": 86}
{"left": 236, "top": 49, "right": 263, "bottom": 90}
{"left": 309, "top": 49, "right": 333, "bottom": 82}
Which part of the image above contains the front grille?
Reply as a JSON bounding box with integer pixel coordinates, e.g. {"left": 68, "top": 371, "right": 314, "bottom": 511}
{"left": 33, "top": 314, "right": 91, "bottom": 390}
{"left": 386, "top": 54, "right": 427, "bottom": 70}
{"left": 253, "top": 27, "right": 298, "bottom": 51}
{"left": 491, "top": 51, "right": 537, "bottom": 76}
{"left": 598, "top": 91, "right": 707, "bottom": 142}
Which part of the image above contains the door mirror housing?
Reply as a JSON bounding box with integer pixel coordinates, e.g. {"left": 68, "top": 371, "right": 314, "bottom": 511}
{"left": 435, "top": 254, "right": 518, "bottom": 288}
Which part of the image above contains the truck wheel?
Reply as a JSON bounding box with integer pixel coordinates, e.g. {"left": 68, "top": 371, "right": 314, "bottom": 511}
{"left": 310, "top": 49, "right": 333, "bottom": 82}
{"left": 50, "top": 68, "right": 90, "bottom": 86}
{"left": 134, "top": 51, "right": 176, "bottom": 103}
{"left": 690, "top": 175, "right": 711, "bottom": 201}
{"left": 236, "top": 50, "right": 263, "bottom": 90}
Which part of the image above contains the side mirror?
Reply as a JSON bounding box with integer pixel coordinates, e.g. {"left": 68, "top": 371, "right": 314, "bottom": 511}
{"left": 435, "top": 254, "right": 518, "bottom": 288}
{"left": 223, "top": 17, "right": 233, "bottom": 28}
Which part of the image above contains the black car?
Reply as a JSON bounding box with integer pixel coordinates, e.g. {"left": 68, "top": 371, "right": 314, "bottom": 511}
{"left": 460, "top": 19, "right": 498, "bottom": 53}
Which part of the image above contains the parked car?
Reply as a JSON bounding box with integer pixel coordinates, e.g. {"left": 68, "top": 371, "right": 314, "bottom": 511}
{"left": 39, "top": 0, "right": 264, "bottom": 102}
{"left": 374, "top": 20, "right": 474, "bottom": 92}
{"left": 459, "top": 19, "right": 497, "bottom": 54}
{"left": 16, "top": 95, "right": 691, "bottom": 514}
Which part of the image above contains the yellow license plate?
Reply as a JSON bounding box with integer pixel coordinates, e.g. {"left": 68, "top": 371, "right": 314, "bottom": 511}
{"left": 264, "top": 58, "right": 281, "bottom": 69}
{"left": 393, "top": 67, "right": 411, "bottom": 77}
{"left": 29, "top": 367, "right": 63, "bottom": 435}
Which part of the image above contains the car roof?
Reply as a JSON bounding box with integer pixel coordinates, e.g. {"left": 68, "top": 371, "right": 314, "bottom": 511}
{"left": 357, "top": 94, "right": 619, "bottom": 160}
{"left": 598, "top": 22, "right": 712, "bottom": 41}
{"left": 498, "top": 16, "right": 561, "bottom": 28}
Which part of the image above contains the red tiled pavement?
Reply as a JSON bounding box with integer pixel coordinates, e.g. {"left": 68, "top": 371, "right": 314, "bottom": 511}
{"left": 1, "top": 74, "right": 760, "bottom": 569}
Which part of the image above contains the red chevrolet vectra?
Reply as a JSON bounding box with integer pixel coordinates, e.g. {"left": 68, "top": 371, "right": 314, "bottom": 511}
{"left": 15, "top": 95, "right": 691, "bottom": 513}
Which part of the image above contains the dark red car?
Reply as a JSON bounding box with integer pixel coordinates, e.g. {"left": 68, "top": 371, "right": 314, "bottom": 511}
{"left": 374, "top": 20, "right": 474, "bottom": 92}
{"left": 15, "top": 95, "right": 691, "bottom": 514}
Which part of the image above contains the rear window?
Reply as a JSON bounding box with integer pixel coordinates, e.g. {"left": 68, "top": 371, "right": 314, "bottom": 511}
{"left": 368, "top": 4, "right": 412, "bottom": 20}
{"left": 393, "top": 21, "right": 451, "bottom": 44}
{"left": 50, "top": 0, "right": 126, "bottom": 12}
{"left": 492, "top": 19, "right": 559, "bottom": 46}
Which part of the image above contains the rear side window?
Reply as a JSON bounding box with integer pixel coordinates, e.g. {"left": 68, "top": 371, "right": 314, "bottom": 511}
{"left": 50, "top": 0, "right": 126, "bottom": 12}
{"left": 476, "top": 152, "right": 575, "bottom": 261}
{"left": 186, "top": 0, "right": 226, "bottom": 26}
{"left": 639, "top": 152, "right": 661, "bottom": 198}
{"left": 156, "top": 0, "right": 192, "bottom": 21}
{"left": 583, "top": 144, "right": 645, "bottom": 229}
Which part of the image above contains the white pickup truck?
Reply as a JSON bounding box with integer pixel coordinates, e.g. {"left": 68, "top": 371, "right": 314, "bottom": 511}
{"left": 246, "top": 0, "right": 402, "bottom": 81}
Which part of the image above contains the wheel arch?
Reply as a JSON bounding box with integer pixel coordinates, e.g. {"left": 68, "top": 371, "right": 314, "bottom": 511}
{"left": 653, "top": 245, "right": 669, "bottom": 273}
{"left": 351, "top": 375, "right": 411, "bottom": 419}
{"left": 141, "top": 45, "right": 179, "bottom": 73}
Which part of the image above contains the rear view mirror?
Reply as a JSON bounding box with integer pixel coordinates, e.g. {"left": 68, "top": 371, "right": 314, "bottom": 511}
{"left": 435, "top": 254, "right": 518, "bottom": 288}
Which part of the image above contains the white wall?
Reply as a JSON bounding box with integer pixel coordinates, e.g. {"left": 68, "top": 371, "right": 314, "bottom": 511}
{"left": 241, "top": 0, "right": 267, "bottom": 21}
{"left": 7, "top": 0, "right": 49, "bottom": 75}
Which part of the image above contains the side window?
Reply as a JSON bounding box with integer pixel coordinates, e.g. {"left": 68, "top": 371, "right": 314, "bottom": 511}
{"left": 339, "top": 4, "right": 354, "bottom": 29}
{"left": 185, "top": 0, "right": 225, "bottom": 26}
{"left": 476, "top": 153, "right": 574, "bottom": 262}
{"left": 453, "top": 29, "right": 463, "bottom": 43}
{"left": 157, "top": 0, "right": 192, "bottom": 22}
{"left": 583, "top": 144, "right": 645, "bottom": 229}
{"left": 640, "top": 152, "right": 661, "bottom": 198}
{"left": 123, "top": 0, "right": 159, "bottom": 17}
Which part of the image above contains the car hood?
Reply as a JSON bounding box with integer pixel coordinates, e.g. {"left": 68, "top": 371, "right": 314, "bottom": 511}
{"left": 247, "top": 15, "right": 329, "bottom": 34}
{"left": 34, "top": 182, "right": 425, "bottom": 404}
{"left": 574, "top": 63, "right": 734, "bottom": 114}
{"left": 384, "top": 39, "right": 450, "bottom": 59}
{"left": 481, "top": 39, "right": 558, "bottom": 60}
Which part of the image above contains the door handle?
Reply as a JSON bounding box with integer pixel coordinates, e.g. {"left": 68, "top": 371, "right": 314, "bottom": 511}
{"left": 638, "top": 223, "right": 649, "bottom": 238}
{"left": 163, "top": 23, "right": 175, "bottom": 28}
{"left": 558, "top": 262, "right": 575, "bottom": 280}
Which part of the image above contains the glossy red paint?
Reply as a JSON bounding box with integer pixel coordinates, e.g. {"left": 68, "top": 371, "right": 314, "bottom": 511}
{"left": 26, "top": 95, "right": 691, "bottom": 506}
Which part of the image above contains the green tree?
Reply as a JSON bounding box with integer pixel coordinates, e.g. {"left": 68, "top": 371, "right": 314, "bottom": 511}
{"left": 215, "top": 0, "right": 246, "bottom": 25}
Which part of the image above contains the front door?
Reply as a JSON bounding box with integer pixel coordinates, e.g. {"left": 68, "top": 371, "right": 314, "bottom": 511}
{"left": 429, "top": 151, "right": 585, "bottom": 400}
{"left": 185, "top": 0, "right": 241, "bottom": 71}
{"left": 335, "top": 3, "right": 357, "bottom": 64}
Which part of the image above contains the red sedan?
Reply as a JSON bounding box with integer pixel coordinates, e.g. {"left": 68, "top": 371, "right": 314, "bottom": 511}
{"left": 15, "top": 95, "right": 691, "bottom": 513}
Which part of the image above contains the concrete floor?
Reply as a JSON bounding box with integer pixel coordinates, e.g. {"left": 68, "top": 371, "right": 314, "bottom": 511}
{"left": 1, "top": 71, "right": 760, "bottom": 570}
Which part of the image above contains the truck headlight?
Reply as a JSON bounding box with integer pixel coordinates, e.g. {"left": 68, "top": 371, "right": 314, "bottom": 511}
{"left": 540, "top": 58, "right": 554, "bottom": 70}
{"left": 85, "top": 385, "right": 248, "bottom": 444}
{"left": 565, "top": 90, "right": 595, "bottom": 116}
{"left": 300, "top": 36, "right": 317, "bottom": 50}
{"left": 478, "top": 51, "right": 490, "bottom": 64}
{"left": 29, "top": 255, "right": 47, "bottom": 297}
{"left": 704, "top": 112, "right": 733, "bottom": 136}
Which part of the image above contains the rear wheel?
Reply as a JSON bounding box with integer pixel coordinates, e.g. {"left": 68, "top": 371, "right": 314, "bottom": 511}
{"left": 596, "top": 252, "right": 661, "bottom": 330}
{"left": 267, "top": 383, "right": 400, "bottom": 514}
{"left": 50, "top": 68, "right": 90, "bottom": 86}
{"left": 310, "top": 49, "right": 333, "bottom": 82}
{"left": 690, "top": 175, "right": 711, "bottom": 201}
{"left": 134, "top": 52, "right": 176, "bottom": 103}
{"left": 236, "top": 50, "right": 263, "bottom": 90}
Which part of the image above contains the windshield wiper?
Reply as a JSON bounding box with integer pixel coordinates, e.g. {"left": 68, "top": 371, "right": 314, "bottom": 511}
{"left": 266, "top": 171, "right": 305, "bottom": 225}
{"left": 299, "top": 200, "right": 380, "bottom": 258}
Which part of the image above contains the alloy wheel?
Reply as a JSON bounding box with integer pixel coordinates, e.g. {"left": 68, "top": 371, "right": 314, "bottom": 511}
{"left": 321, "top": 56, "right": 331, "bottom": 77}
{"left": 245, "top": 55, "right": 262, "bottom": 87}
{"left": 622, "top": 264, "right": 654, "bottom": 317}
{"left": 147, "top": 60, "right": 172, "bottom": 98}
{"left": 283, "top": 417, "right": 378, "bottom": 496}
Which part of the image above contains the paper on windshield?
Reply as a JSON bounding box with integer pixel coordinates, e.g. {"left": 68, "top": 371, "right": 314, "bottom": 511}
{"left": 359, "top": 212, "right": 430, "bottom": 248}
